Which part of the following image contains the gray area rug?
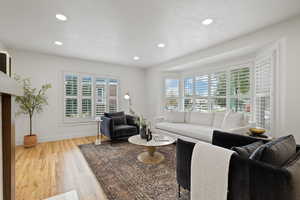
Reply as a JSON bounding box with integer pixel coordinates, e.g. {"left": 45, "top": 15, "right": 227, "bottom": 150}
{"left": 79, "top": 141, "right": 189, "bottom": 200}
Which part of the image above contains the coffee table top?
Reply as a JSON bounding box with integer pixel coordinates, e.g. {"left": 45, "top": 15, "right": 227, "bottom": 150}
{"left": 128, "top": 134, "right": 176, "bottom": 147}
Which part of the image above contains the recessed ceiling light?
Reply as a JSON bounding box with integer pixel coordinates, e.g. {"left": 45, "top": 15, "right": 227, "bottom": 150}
{"left": 54, "top": 41, "right": 63, "bottom": 46}
{"left": 133, "top": 56, "right": 140, "bottom": 61}
{"left": 202, "top": 18, "right": 214, "bottom": 25}
{"left": 56, "top": 14, "right": 67, "bottom": 21}
{"left": 157, "top": 43, "right": 166, "bottom": 48}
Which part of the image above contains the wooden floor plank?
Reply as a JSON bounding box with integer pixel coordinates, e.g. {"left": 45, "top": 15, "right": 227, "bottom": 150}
{"left": 16, "top": 137, "right": 108, "bottom": 200}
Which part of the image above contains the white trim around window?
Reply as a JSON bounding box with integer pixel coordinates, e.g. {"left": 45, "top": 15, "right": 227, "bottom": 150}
{"left": 62, "top": 71, "right": 121, "bottom": 123}
{"left": 181, "top": 62, "right": 254, "bottom": 114}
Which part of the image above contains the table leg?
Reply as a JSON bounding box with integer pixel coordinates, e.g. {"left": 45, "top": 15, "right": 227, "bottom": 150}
{"left": 95, "top": 121, "right": 101, "bottom": 145}
{"left": 137, "top": 146, "right": 165, "bottom": 164}
{"left": 147, "top": 146, "right": 156, "bottom": 156}
{"left": 95, "top": 134, "right": 101, "bottom": 145}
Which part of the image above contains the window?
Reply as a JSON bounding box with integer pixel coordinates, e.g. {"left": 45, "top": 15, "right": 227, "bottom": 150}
{"left": 95, "top": 78, "right": 107, "bottom": 116}
{"left": 183, "top": 77, "right": 193, "bottom": 111}
{"left": 179, "top": 57, "right": 274, "bottom": 131}
{"left": 210, "top": 71, "right": 227, "bottom": 112}
{"left": 64, "top": 73, "right": 119, "bottom": 121}
{"left": 64, "top": 74, "right": 79, "bottom": 118}
{"left": 164, "top": 79, "right": 180, "bottom": 111}
{"left": 182, "top": 64, "right": 251, "bottom": 114}
{"left": 81, "top": 76, "right": 92, "bottom": 118}
{"left": 108, "top": 79, "right": 118, "bottom": 113}
{"left": 194, "top": 75, "right": 209, "bottom": 112}
{"left": 183, "top": 71, "right": 228, "bottom": 112}
{"left": 254, "top": 57, "right": 272, "bottom": 130}
{"left": 229, "top": 67, "right": 251, "bottom": 114}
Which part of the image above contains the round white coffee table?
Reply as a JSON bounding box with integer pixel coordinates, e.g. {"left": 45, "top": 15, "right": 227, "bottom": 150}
{"left": 128, "top": 134, "right": 176, "bottom": 164}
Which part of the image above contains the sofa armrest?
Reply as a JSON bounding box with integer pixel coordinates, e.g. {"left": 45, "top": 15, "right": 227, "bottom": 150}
{"left": 100, "top": 116, "right": 114, "bottom": 137}
{"left": 212, "top": 130, "right": 264, "bottom": 149}
{"left": 228, "top": 154, "right": 292, "bottom": 200}
{"left": 176, "top": 139, "right": 195, "bottom": 190}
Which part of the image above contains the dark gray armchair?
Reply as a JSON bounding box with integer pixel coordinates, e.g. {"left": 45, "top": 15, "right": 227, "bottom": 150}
{"left": 100, "top": 111, "right": 139, "bottom": 140}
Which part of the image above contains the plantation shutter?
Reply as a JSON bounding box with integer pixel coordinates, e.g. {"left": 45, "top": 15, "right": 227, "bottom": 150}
{"left": 254, "top": 56, "right": 272, "bottom": 130}
{"left": 95, "top": 78, "right": 107, "bottom": 116}
{"left": 108, "top": 79, "right": 118, "bottom": 113}
{"left": 184, "top": 77, "right": 193, "bottom": 97}
{"left": 194, "top": 75, "right": 209, "bottom": 112}
{"left": 183, "top": 77, "right": 193, "bottom": 111}
{"left": 210, "top": 71, "right": 227, "bottom": 111}
{"left": 165, "top": 79, "right": 180, "bottom": 111}
{"left": 81, "top": 76, "right": 92, "bottom": 117}
{"left": 64, "top": 74, "right": 78, "bottom": 118}
{"left": 229, "top": 66, "right": 251, "bottom": 113}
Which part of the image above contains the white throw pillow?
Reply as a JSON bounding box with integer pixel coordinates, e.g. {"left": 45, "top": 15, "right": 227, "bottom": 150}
{"left": 212, "top": 112, "right": 226, "bottom": 128}
{"left": 189, "top": 112, "right": 214, "bottom": 126}
{"left": 221, "top": 111, "right": 244, "bottom": 130}
{"left": 164, "top": 112, "right": 185, "bottom": 123}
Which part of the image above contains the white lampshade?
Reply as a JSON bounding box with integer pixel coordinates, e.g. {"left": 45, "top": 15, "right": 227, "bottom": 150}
{"left": 124, "top": 93, "right": 130, "bottom": 100}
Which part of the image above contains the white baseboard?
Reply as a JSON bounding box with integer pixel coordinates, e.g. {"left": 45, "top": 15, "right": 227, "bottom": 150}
{"left": 45, "top": 190, "right": 79, "bottom": 200}
{"left": 16, "top": 131, "right": 96, "bottom": 146}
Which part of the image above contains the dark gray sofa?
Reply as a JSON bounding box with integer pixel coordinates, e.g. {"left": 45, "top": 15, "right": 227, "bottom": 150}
{"left": 176, "top": 130, "right": 300, "bottom": 200}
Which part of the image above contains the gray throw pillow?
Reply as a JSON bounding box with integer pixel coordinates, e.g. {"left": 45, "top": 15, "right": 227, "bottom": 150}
{"left": 231, "top": 141, "right": 264, "bottom": 158}
{"left": 250, "top": 135, "right": 296, "bottom": 167}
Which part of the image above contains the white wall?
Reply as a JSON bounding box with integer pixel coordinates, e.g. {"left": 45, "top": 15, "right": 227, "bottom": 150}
{"left": 10, "top": 49, "right": 146, "bottom": 145}
{"left": 0, "top": 41, "right": 6, "bottom": 200}
{"left": 0, "top": 96, "right": 2, "bottom": 200}
{"left": 145, "top": 16, "right": 300, "bottom": 142}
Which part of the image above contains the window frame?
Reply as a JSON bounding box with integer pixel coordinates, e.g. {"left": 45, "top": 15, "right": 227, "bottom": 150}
{"left": 163, "top": 78, "right": 181, "bottom": 112}
{"left": 62, "top": 71, "right": 121, "bottom": 123}
{"left": 181, "top": 61, "right": 254, "bottom": 115}
{"left": 227, "top": 64, "right": 253, "bottom": 118}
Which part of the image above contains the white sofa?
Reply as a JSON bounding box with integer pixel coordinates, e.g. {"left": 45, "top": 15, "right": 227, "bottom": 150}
{"left": 155, "top": 111, "right": 249, "bottom": 143}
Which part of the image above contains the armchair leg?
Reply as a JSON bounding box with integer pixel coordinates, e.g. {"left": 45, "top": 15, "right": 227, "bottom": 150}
{"left": 178, "top": 184, "right": 181, "bottom": 198}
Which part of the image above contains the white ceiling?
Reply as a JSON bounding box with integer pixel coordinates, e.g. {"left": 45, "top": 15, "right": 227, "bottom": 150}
{"left": 0, "top": 0, "right": 300, "bottom": 68}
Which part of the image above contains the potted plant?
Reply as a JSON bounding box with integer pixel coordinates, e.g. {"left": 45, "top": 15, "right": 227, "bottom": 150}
{"left": 134, "top": 115, "right": 152, "bottom": 140}
{"left": 14, "top": 75, "right": 51, "bottom": 148}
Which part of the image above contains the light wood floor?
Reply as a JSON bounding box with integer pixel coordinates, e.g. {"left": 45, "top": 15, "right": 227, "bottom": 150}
{"left": 16, "top": 136, "right": 107, "bottom": 200}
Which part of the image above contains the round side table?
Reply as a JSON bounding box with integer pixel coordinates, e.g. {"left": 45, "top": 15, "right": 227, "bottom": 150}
{"left": 128, "top": 134, "right": 175, "bottom": 164}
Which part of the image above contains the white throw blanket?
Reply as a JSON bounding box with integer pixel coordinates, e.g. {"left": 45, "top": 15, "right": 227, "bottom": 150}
{"left": 191, "top": 141, "right": 235, "bottom": 200}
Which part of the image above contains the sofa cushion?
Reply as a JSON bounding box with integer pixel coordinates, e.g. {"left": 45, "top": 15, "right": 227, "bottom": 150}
{"left": 189, "top": 112, "right": 214, "bottom": 126}
{"left": 231, "top": 141, "right": 264, "bottom": 158}
{"left": 111, "top": 115, "right": 127, "bottom": 126}
{"left": 114, "top": 125, "right": 137, "bottom": 136}
{"left": 104, "top": 112, "right": 127, "bottom": 125}
{"left": 250, "top": 135, "right": 296, "bottom": 167}
{"left": 165, "top": 112, "right": 185, "bottom": 123}
{"left": 212, "top": 112, "right": 226, "bottom": 128}
{"left": 221, "top": 111, "right": 244, "bottom": 131}
{"left": 156, "top": 122, "right": 213, "bottom": 142}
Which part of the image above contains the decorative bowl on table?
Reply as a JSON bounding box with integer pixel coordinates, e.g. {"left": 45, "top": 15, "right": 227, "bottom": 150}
{"left": 249, "top": 128, "right": 266, "bottom": 135}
